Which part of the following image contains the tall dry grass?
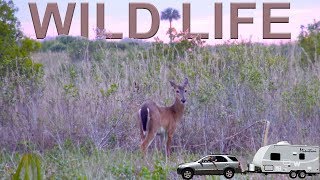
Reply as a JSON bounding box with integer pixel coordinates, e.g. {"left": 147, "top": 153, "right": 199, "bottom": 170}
{"left": 1, "top": 41, "right": 320, "bottom": 178}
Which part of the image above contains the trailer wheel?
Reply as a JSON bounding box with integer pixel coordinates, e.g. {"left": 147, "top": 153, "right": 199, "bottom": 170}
{"left": 223, "top": 168, "right": 235, "bottom": 179}
{"left": 298, "top": 171, "right": 306, "bottom": 179}
{"left": 289, "top": 171, "right": 297, "bottom": 179}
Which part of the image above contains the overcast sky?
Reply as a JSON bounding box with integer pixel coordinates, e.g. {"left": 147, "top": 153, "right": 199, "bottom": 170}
{"left": 13, "top": 0, "right": 320, "bottom": 44}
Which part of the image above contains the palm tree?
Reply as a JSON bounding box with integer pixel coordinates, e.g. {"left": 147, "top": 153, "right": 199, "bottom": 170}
{"left": 161, "top": 8, "right": 181, "bottom": 43}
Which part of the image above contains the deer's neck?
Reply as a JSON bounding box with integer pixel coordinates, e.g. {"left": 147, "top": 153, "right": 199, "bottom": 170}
{"left": 169, "top": 97, "right": 185, "bottom": 120}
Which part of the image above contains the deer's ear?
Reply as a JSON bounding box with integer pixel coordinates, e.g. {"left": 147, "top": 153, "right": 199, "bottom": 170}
{"left": 183, "top": 78, "right": 189, "bottom": 87}
{"left": 169, "top": 81, "right": 177, "bottom": 88}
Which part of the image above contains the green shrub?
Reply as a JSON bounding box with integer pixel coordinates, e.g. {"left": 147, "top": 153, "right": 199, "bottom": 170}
{"left": 12, "top": 153, "right": 42, "bottom": 180}
{"left": 40, "top": 40, "right": 55, "bottom": 52}
{"left": 151, "top": 161, "right": 167, "bottom": 180}
{"left": 49, "top": 42, "right": 67, "bottom": 52}
{"left": 139, "top": 161, "right": 168, "bottom": 180}
{"left": 139, "top": 166, "right": 151, "bottom": 179}
{"left": 63, "top": 83, "right": 79, "bottom": 98}
{"left": 298, "top": 20, "right": 320, "bottom": 66}
{"left": 282, "top": 81, "right": 319, "bottom": 117}
{"left": 67, "top": 37, "right": 90, "bottom": 61}
{"left": 56, "top": 35, "right": 77, "bottom": 45}
{"left": 100, "top": 83, "right": 118, "bottom": 98}
{"left": 0, "top": 1, "right": 42, "bottom": 80}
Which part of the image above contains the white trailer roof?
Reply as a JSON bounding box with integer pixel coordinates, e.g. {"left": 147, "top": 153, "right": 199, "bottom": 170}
{"left": 252, "top": 145, "right": 270, "bottom": 166}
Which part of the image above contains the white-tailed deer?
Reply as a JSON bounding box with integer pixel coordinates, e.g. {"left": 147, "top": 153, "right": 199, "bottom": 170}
{"left": 137, "top": 78, "right": 188, "bottom": 156}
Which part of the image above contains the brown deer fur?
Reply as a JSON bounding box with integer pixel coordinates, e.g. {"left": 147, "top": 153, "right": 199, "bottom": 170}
{"left": 137, "top": 78, "right": 188, "bottom": 156}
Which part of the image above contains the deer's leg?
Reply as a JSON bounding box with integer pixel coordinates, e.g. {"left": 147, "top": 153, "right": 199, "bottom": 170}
{"left": 160, "top": 133, "right": 164, "bottom": 153}
{"left": 140, "top": 131, "right": 156, "bottom": 156}
{"left": 166, "top": 133, "right": 173, "bottom": 157}
{"left": 161, "top": 132, "right": 167, "bottom": 155}
{"left": 154, "top": 135, "right": 158, "bottom": 152}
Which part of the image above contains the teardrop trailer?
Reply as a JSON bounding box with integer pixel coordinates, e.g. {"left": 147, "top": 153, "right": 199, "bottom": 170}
{"left": 246, "top": 141, "right": 319, "bottom": 179}
{"left": 177, "top": 141, "right": 320, "bottom": 179}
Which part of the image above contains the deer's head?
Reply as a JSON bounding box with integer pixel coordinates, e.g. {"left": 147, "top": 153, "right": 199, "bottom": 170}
{"left": 170, "top": 78, "right": 189, "bottom": 104}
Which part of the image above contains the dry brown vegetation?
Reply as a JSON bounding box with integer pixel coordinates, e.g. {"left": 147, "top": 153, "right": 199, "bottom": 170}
{"left": 1, "top": 37, "right": 320, "bottom": 179}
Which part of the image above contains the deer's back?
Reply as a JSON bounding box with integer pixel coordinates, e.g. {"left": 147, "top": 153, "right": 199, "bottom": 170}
{"left": 141, "top": 100, "right": 175, "bottom": 128}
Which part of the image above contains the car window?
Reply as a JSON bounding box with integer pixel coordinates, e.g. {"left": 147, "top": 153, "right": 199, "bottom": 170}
{"left": 201, "top": 156, "right": 216, "bottom": 162}
{"left": 215, "top": 156, "right": 228, "bottom": 162}
{"left": 228, "top": 156, "right": 238, "bottom": 162}
{"left": 200, "top": 156, "right": 209, "bottom": 162}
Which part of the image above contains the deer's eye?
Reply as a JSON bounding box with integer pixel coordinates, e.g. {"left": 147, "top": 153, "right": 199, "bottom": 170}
{"left": 176, "top": 90, "right": 180, "bottom": 93}
{"left": 185, "top": 90, "right": 187, "bottom": 92}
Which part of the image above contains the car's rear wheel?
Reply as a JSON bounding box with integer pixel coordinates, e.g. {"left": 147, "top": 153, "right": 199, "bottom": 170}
{"left": 289, "top": 171, "right": 297, "bottom": 179}
{"left": 181, "top": 168, "right": 194, "bottom": 180}
{"left": 223, "top": 168, "right": 235, "bottom": 179}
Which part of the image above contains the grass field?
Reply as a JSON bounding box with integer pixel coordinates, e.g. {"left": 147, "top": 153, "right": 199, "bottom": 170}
{"left": 1, "top": 38, "right": 320, "bottom": 179}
